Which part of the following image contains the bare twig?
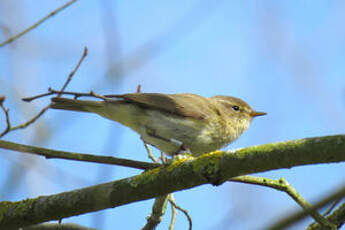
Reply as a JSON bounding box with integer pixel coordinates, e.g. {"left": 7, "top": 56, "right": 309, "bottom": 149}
{"left": 89, "top": 91, "right": 110, "bottom": 101}
{"left": 22, "top": 90, "right": 55, "bottom": 102}
{"left": 10, "top": 105, "right": 50, "bottom": 131}
{"left": 22, "top": 89, "right": 105, "bottom": 102}
{"left": 269, "top": 183, "right": 345, "bottom": 230}
{"left": 0, "top": 0, "right": 77, "bottom": 47}
{"left": 0, "top": 96, "right": 50, "bottom": 138}
{"left": 0, "top": 96, "right": 11, "bottom": 137}
{"left": 144, "top": 142, "right": 157, "bottom": 163}
{"left": 23, "top": 89, "right": 113, "bottom": 103}
{"left": 230, "top": 176, "right": 336, "bottom": 229}
{"left": 58, "top": 47, "right": 88, "bottom": 96}
{"left": 0, "top": 140, "right": 158, "bottom": 170}
{"left": 323, "top": 197, "right": 342, "bottom": 216}
{"left": 1, "top": 47, "right": 88, "bottom": 138}
{"left": 168, "top": 194, "right": 177, "bottom": 230}
{"left": 169, "top": 197, "right": 192, "bottom": 230}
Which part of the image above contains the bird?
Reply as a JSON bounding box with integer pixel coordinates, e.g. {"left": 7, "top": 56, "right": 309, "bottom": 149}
{"left": 50, "top": 93, "right": 266, "bottom": 156}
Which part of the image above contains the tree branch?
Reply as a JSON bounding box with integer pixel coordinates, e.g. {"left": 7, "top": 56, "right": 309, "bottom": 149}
{"left": 0, "top": 140, "right": 158, "bottom": 170}
{"left": 0, "top": 134, "right": 344, "bottom": 229}
{"left": 168, "top": 194, "right": 177, "bottom": 230}
{"left": 230, "top": 176, "right": 336, "bottom": 229}
{"left": 269, "top": 184, "right": 345, "bottom": 230}
{"left": 169, "top": 195, "right": 192, "bottom": 230}
{"left": 58, "top": 47, "right": 88, "bottom": 96}
{"left": 308, "top": 201, "right": 345, "bottom": 230}
{"left": 22, "top": 223, "right": 97, "bottom": 230}
{"left": 1, "top": 47, "right": 87, "bottom": 138}
{"left": 142, "top": 195, "right": 169, "bottom": 230}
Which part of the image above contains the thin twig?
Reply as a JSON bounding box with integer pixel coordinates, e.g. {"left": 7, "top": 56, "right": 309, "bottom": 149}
{"left": 58, "top": 47, "right": 88, "bottom": 96}
{"left": 230, "top": 176, "right": 337, "bottom": 230}
{"left": 270, "top": 184, "right": 345, "bottom": 230}
{"left": 144, "top": 142, "right": 157, "bottom": 162}
{"left": 23, "top": 89, "right": 112, "bottom": 103}
{"left": 169, "top": 194, "right": 177, "bottom": 230}
{"left": 169, "top": 197, "right": 192, "bottom": 230}
{"left": 1, "top": 47, "right": 88, "bottom": 138}
{"left": 22, "top": 89, "right": 105, "bottom": 102}
{"left": 89, "top": 91, "right": 110, "bottom": 101}
{"left": 22, "top": 91, "right": 55, "bottom": 102}
{"left": 0, "top": 0, "right": 77, "bottom": 48}
{"left": 0, "top": 139, "right": 159, "bottom": 170}
{"left": 9, "top": 105, "right": 50, "bottom": 133}
{"left": 323, "top": 197, "right": 342, "bottom": 216}
{"left": 0, "top": 97, "right": 48, "bottom": 138}
{"left": 0, "top": 97, "right": 11, "bottom": 137}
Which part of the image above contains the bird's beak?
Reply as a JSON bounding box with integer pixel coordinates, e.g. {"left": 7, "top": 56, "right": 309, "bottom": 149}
{"left": 250, "top": 111, "right": 267, "bottom": 117}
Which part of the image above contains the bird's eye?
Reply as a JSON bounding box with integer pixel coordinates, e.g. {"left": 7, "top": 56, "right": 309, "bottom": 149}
{"left": 232, "top": 105, "right": 240, "bottom": 111}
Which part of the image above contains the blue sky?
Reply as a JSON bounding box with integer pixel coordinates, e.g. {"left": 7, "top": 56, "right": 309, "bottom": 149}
{"left": 1, "top": 1, "right": 345, "bottom": 229}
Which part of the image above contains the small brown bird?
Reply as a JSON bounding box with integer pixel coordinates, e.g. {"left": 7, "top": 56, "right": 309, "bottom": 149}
{"left": 51, "top": 93, "right": 266, "bottom": 156}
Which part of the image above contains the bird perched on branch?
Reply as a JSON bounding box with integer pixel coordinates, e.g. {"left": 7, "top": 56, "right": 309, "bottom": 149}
{"left": 51, "top": 93, "right": 266, "bottom": 156}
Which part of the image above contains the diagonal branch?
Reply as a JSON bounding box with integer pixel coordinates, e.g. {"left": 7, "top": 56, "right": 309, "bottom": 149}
{"left": 0, "top": 140, "right": 158, "bottom": 170}
{"left": 58, "top": 47, "right": 88, "bottom": 96}
{"left": 0, "top": 134, "right": 344, "bottom": 229}
{"left": 230, "top": 176, "right": 336, "bottom": 229}
{"left": 0, "top": 0, "right": 77, "bottom": 47}
{"left": 169, "top": 195, "right": 192, "bottom": 230}
{"left": 308, "top": 201, "right": 345, "bottom": 230}
{"left": 142, "top": 195, "right": 169, "bottom": 230}
{"left": 269, "top": 184, "right": 345, "bottom": 230}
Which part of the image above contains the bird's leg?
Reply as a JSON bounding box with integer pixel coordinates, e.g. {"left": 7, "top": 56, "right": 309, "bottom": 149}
{"left": 169, "top": 139, "right": 191, "bottom": 155}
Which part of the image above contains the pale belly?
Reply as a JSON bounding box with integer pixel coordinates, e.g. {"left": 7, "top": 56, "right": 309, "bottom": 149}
{"left": 137, "top": 110, "right": 233, "bottom": 156}
{"left": 95, "top": 104, "right": 237, "bottom": 156}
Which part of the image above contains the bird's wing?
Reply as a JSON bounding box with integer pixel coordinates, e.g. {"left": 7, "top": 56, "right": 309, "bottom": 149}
{"left": 109, "top": 93, "right": 213, "bottom": 120}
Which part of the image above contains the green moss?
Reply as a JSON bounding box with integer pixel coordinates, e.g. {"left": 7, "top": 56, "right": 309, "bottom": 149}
{"left": 165, "top": 156, "right": 193, "bottom": 173}
{"left": 0, "top": 201, "right": 14, "bottom": 222}
{"left": 238, "top": 143, "right": 278, "bottom": 155}
{"left": 16, "top": 198, "right": 36, "bottom": 213}
{"left": 130, "top": 155, "right": 195, "bottom": 187}
{"left": 130, "top": 167, "right": 162, "bottom": 188}
{"left": 192, "top": 150, "right": 222, "bottom": 176}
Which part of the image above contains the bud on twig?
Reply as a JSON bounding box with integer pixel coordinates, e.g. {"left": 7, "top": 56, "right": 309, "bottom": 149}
{"left": 0, "top": 96, "right": 5, "bottom": 105}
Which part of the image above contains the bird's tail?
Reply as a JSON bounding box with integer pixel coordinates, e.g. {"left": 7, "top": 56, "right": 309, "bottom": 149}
{"left": 50, "top": 97, "right": 104, "bottom": 112}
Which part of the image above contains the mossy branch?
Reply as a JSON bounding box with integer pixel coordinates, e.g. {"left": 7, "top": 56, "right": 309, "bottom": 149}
{"left": 0, "top": 134, "right": 344, "bottom": 229}
{"left": 21, "top": 223, "right": 97, "bottom": 230}
{"left": 308, "top": 201, "right": 345, "bottom": 230}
